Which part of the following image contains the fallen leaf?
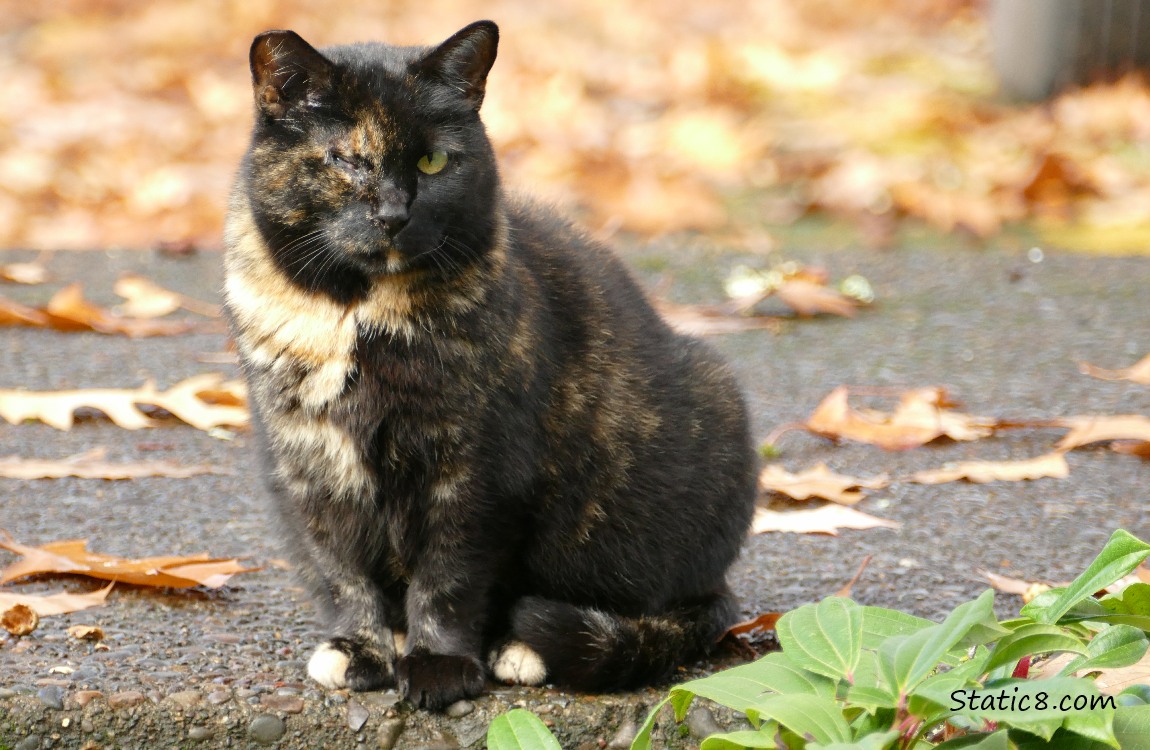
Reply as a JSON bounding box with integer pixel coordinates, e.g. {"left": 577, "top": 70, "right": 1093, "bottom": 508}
{"left": 0, "top": 296, "right": 50, "bottom": 326}
{"left": 1079, "top": 354, "right": 1150, "bottom": 385}
{"left": 0, "top": 373, "right": 249, "bottom": 432}
{"left": 723, "top": 611, "right": 783, "bottom": 639}
{"left": 1, "top": 603, "right": 39, "bottom": 635}
{"left": 1055, "top": 414, "right": 1150, "bottom": 451}
{"left": 759, "top": 462, "right": 888, "bottom": 505}
{"left": 834, "top": 555, "right": 873, "bottom": 598}
{"left": 654, "top": 298, "right": 781, "bottom": 336}
{"left": 1112, "top": 441, "right": 1150, "bottom": 459}
{"left": 1040, "top": 649, "right": 1150, "bottom": 695}
{"left": 44, "top": 283, "right": 198, "bottom": 337}
{"left": 773, "top": 278, "right": 858, "bottom": 318}
{"left": 0, "top": 531, "right": 255, "bottom": 589}
{"left": 113, "top": 273, "right": 220, "bottom": 318}
{"left": 1, "top": 261, "right": 49, "bottom": 285}
{"left": 0, "top": 583, "right": 113, "bottom": 616}
{"left": 801, "top": 386, "right": 998, "bottom": 450}
{"left": 908, "top": 451, "right": 1070, "bottom": 485}
{"left": 67, "top": 624, "right": 105, "bottom": 641}
{"left": 751, "top": 504, "right": 899, "bottom": 535}
{"left": 0, "top": 448, "right": 230, "bottom": 480}
{"left": 981, "top": 571, "right": 1056, "bottom": 603}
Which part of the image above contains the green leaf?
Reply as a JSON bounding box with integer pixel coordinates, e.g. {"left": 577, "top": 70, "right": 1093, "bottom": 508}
{"left": 630, "top": 695, "right": 671, "bottom": 750}
{"left": 1060, "top": 624, "right": 1148, "bottom": 675}
{"left": 860, "top": 606, "right": 933, "bottom": 650}
{"left": 753, "top": 693, "right": 852, "bottom": 745}
{"left": 982, "top": 623, "right": 1086, "bottom": 674}
{"left": 486, "top": 709, "right": 562, "bottom": 750}
{"left": 1030, "top": 530, "right": 1150, "bottom": 626}
{"left": 1101, "top": 581, "right": 1150, "bottom": 617}
{"left": 777, "top": 597, "right": 864, "bottom": 681}
{"left": 878, "top": 590, "right": 1000, "bottom": 695}
{"left": 1114, "top": 705, "right": 1150, "bottom": 746}
{"left": 807, "top": 729, "right": 900, "bottom": 750}
{"left": 669, "top": 652, "right": 837, "bottom": 722}
{"left": 933, "top": 729, "right": 1011, "bottom": 749}
{"left": 699, "top": 728, "right": 780, "bottom": 750}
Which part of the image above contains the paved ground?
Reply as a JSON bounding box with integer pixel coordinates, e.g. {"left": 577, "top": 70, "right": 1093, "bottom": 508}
{"left": 0, "top": 238, "right": 1147, "bottom": 748}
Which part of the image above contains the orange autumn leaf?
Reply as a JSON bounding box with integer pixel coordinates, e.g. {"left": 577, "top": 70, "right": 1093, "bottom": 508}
{"left": 723, "top": 611, "right": 783, "bottom": 639}
{"left": 0, "top": 448, "right": 229, "bottom": 480}
{"left": 802, "top": 386, "right": 998, "bottom": 451}
{"left": 1054, "top": 414, "right": 1150, "bottom": 451}
{"left": 0, "top": 531, "right": 255, "bottom": 589}
{"left": 0, "top": 373, "right": 249, "bottom": 432}
{"left": 751, "top": 504, "right": 899, "bottom": 536}
{"left": 908, "top": 451, "right": 1070, "bottom": 485}
{"left": 44, "top": 283, "right": 198, "bottom": 337}
{"left": 1079, "top": 354, "right": 1150, "bottom": 386}
{"left": 0, "top": 296, "right": 49, "bottom": 326}
{"left": 1112, "top": 440, "right": 1150, "bottom": 459}
{"left": 0, "top": 582, "right": 114, "bottom": 617}
{"left": 759, "top": 462, "right": 888, "bottom": 505}
{"left": 773, "top": 278, "right": 858, "bottom": 318}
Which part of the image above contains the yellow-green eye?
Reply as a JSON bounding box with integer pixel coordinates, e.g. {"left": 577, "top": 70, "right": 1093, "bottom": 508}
{"left": 417, "top": 151, "right": 449, "bottom": 175}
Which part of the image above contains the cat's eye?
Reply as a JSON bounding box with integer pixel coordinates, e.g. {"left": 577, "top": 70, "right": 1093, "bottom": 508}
{"left": 329, "top": 151, "right": 357, "bottom": 170}
{"left": 417, "top": 151, "right": 449, "bottom": 175}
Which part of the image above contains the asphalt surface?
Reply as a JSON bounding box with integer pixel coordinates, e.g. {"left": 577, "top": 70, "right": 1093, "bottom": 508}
{"left": 0, "top": 239, "right": 1147, "bottom": 748}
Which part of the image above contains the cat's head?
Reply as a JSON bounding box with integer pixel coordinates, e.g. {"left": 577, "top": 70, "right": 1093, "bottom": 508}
{"left": 241, "top": 21, "right": 502, "bottom": 296}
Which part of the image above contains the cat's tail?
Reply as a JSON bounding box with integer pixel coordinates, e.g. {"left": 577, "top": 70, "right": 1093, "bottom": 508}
{"left": 490, "top": 592, "right": 736, "bottom": 692}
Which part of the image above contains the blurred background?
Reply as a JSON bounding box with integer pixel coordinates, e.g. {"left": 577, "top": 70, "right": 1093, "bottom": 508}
{"left": 1, "top": 0, "right": 1148, "bottom": 253}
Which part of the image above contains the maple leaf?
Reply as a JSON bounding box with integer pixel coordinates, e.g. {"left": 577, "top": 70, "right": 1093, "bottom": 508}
{"left": 795, "top": 386, "right": 998, "bottom": 451}
{"left": 0, "top": 531, "right": 255, "bottom": 589}
{"left": 1079, "top": 353, "right": 1150, "bottom": 386}
{"left": 0, "top": 448, "right": 229, "bottom": 480}
{"left": 1054, "top": 414, "right": 1150, "bottom": 451}
{"left": 0, "top": 582, "right": 114, "bottom": 617}
{"left": 759, "top": 462, "right": 888, "bottom": 505}
{"left": 751, "top": 504, "right": 899, "bottom": 535}
{"left": 908, "top": 451, "right": 1070, "bottom": 485}
{"left": 0, "top": 373, "right": 249, "bottom": 432}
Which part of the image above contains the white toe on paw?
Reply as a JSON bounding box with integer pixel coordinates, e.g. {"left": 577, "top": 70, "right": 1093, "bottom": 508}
{"left": 307, "top": 642, "right": 350, "bottom": 689}
{"left": 491, "top": 641, "right": 547, "bottom": 686}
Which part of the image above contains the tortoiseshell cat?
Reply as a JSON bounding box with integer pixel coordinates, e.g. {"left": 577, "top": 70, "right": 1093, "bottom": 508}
{"left": 224, "top": 20, "right": 757, "bottom": 710}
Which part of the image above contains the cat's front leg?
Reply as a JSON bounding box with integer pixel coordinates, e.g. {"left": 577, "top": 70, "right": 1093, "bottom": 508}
{"left": 307, "top": 577, "right": 403, "bottom": 692}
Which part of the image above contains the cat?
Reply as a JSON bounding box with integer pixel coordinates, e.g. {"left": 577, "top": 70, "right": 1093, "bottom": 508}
{"left": 223, "top": 19, "right": 758, "bottom": 710}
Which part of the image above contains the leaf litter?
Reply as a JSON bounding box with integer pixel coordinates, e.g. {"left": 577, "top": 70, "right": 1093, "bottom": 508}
{"left": 0, "top": 447, "right": 228, "bottom": 480}
{"left": 1079, "top": 353, "right": 1150, "bottom": 386}
{"left": 0, "top": 531, "right": 256, "bottom": 589}
{"left": 0, "top": 373, "right": 249, "bottom": 431}
{"left": 759, "top": 462, "right": 889, "bottom": 505}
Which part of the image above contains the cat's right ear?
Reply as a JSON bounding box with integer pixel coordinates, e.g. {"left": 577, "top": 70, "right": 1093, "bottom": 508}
{"left": 250, "top": 30, "right": 334, "bottom": 119}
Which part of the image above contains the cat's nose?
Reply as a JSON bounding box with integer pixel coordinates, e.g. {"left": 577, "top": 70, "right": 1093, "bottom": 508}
{"left": 372, "top": 201, "right": 409, "bottom": 236}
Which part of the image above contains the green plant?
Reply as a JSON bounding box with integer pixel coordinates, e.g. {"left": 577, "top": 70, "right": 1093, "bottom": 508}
{"left": 486, "top": 530, "right": 1150, "bottom": 749}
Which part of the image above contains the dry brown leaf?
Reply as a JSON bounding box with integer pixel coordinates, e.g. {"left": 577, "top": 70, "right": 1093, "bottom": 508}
{"left": 908, "top": 451, "right": 1070, "bottom": 485}
{"left": 0, "top": 583, "right": 113, "bottom": 617}
{"left": 751, "top": 504, "right": 899, "bottom": 535}
{"left": 1, "top": 261, "right": 49, "bottom": 285}
{"left": 44, "top": 283, "right": 197, "bottom": 337}
{"left": 67, "top": 624, "right": 105, "bottom": 641}
{"left": 1079, "top": 354, "right": 1150, "bottom": 385}
{"left": 723, "top": 611, "right": 783, "bottom": 639}
{"left": 1040, "top": 649, "right": 1150, "bottom": 695}
{"left": 773, "top": 279, "right": 858, "bottom": 318}
{"left": 759, "top": 462, "right": 888, "bottom": 505}
{"left": 0, "top": 448, "right": 229, "bottom": 480}
{"left": 0, "top": 296, "right": 50, "bottom": 326}
{"left": 981, "top": 571, "right": 1056, "bottom": 603}
{"left": 1055, "top": 414, "right": 1150, "bottom": 451}
{"left": 654, "top": 299, "right": 780, "bottom": 337}
{"left": 803, "top": 386, "right": 997, "bottom": 451}
{"left": 0, "top": 531, "right": 255, "bottom": 589}
{"left": 1, "top": 603, "right": 39, "bottom": 635}
{"left": 113, "top": 273, "right": 220, "bottom": 319}
{"left": 834, "top": 555, "right": 873, "bottom": 598}
{"left": 0, "top": 373, "right": 249, "bottom": 432}
{"left": 1112, "top": 441, "right": 1150, "bottom": 459}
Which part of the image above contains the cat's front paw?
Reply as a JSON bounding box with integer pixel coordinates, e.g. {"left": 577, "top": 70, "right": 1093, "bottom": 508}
{"left": 396, "top": 651, "right": 485, "bottom": 710}
{"left": 308, "top": 638, "right": 395, "bottom": 692}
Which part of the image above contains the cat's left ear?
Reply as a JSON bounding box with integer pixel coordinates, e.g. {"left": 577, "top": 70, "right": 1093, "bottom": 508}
{"left": 250, "top": 30, "right": 335, "bottom": 119}
{"left": 415, "top": 20, "right": 499, "bottom": 111}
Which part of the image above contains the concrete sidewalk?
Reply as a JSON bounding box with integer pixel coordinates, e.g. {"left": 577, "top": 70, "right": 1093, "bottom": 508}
{"left": 1, "top": 241, "right": 1147, "bottom": 748}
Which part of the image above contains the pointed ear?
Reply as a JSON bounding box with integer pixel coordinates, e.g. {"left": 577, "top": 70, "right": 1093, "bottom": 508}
{"left": 250, "top": 30, "right": 334, "bottom": 118}
{"left": 415, "top": 20, "right": 499, "bottom": 111}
